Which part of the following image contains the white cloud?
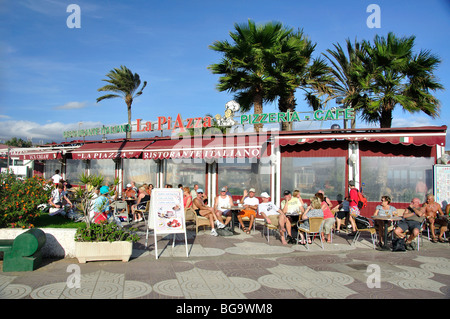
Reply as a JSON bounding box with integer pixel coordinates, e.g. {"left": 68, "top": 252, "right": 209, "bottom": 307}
{"left": 53, "top": 101, "right": 88, "bottom": 110}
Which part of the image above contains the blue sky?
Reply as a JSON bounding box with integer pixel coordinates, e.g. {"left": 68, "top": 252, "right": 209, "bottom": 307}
{"left": 1, "top": 0, "right": 449, "bottom": 145}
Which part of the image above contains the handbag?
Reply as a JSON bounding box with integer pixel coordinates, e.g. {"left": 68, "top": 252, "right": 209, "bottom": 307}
{"left": 392, "top": 237, "right": 406, "bottom": 252}
{"left": 93, "top": 212, "right": 107, "bottom": 224}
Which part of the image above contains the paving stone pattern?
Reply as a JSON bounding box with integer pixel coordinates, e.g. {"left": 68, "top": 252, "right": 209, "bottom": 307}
{"left": 0, "top": 225, "right": 449, "bottom": 299}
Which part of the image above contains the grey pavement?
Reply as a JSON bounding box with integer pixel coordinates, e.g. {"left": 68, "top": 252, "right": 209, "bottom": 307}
{"left": 0, "top": 222, "right": 449, "bottom": 301}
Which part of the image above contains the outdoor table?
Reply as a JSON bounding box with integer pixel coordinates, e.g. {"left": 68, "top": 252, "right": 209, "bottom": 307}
{"left": 371, "top": 215, "right": 402, "bottom": 250}
{"left": 125, "top": 197, "right": 136, "bottom": 215}
{"left": 229, "top": 205, "right": 243, "bottom": 233}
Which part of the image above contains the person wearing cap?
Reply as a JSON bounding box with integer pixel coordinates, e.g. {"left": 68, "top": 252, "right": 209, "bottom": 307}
{"left": 280, "top": 190, "right": 305, "bottom": 244}
{"left": 92, "top": 185, "right": 112, "bottom": 223}
{"left": 214, "top": 187, "right": 234, "bottom": 228}
{"left": 258, "top": 192, "right": 288, "bottom": 245}
{"left": 348, "top": 181, "right": 360, "bottom": 235}
{"left": 238, "top": 188, "right": 258, "bottom": 234}
{"left": 124, "top": 183, "right": 137, "bottom": 199}
{"left": 193, "top": 188, "right": 225, "bottom": 236}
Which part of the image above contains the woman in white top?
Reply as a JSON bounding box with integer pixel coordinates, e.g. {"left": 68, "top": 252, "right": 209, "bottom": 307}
{"left": 214, "top": 187, "right": 234, "bottom": 228}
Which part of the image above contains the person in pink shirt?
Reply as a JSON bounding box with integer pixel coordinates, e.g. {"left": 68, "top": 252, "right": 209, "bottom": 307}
{"left": 316, "top": 192, "right": 335, "bottom": 242}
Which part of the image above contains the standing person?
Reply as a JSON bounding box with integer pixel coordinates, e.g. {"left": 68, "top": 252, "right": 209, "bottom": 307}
{"left": 373, "top": 195, "right": 397, "bottom": 247}
{"left": 280, "top": 190, "right": 305, "bottom": 244}
{"left": 238, "top": 188, "right": 258, "bottom": 234}
{"left": 316, "top": 192, "right": 335, "bottom": 243}
{"left": 193, "top": 189, "right": 225, "bottom": 236}
{"left": 423, "top": 194, "right": 448, "bottom": 243}
{"left": 394, "top": 198, "right": 425, "bottom": 250}
{"left": 51, "top": 170, "right": 63, "bottom": 185}
{"left": 347, "top": 181, "right": 360, "bottom": 236}
{"left": 131, "top": 186, "right": 150, "bottom": 222}
{"left": 214, "top": 187, "right": 234, "bottom": 228}
{"left": 258, "top": 192, "right": 287, "bottom": 245}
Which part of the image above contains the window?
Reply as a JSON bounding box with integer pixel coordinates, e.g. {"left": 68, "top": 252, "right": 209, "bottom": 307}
{"left": 123, "top": 159, "right": 158, "bottom": 186}
{"left": 44, "top": 160, "right": 60, "bottom": 179}
{"left": 66, "top": 159, "right": 85, "bottom": 185}
{"left": 281, "top": 157, "right": 346, "bottom": 201}
{"left": 360, "top": 156, "right": 434, "bottom": 203}
{"left": 89, "top": 160, "right": 115, "bottom": 184}
{"left": 164, "top": 159, "right": 206, "bottom": 190}
{"left": 218, "top": 159, "right": 270, "bottom": 196}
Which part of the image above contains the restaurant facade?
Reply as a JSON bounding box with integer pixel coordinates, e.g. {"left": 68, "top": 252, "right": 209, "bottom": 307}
{"left": 7, "top": 119, "right": 447, "bottom": 217}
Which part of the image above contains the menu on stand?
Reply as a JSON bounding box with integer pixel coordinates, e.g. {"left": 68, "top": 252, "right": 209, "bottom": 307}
{"left": 146, "top": 188, "right": 188, "bottom": 259}
{"left": 433, "top": 164, "right": 450, "bottom": 208}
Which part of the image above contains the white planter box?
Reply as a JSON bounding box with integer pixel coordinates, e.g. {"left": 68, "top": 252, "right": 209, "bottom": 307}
{"left": 75, "top": 241, "right": 133, "bottom": 263}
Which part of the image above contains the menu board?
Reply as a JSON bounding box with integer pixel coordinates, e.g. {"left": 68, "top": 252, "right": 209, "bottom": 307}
{"left": 433, "top": 164, "right": 450, "bottom": 208}
{"left": 151, "top": 188, "right": 185, "bottom": 234}
{"left": 148, "top": 188, "right": 188, "bottom": 259}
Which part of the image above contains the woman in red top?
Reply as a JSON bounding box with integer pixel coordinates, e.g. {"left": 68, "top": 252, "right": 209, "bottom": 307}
{"left": 183, "top": 186, "right": 193, "bottom": 208}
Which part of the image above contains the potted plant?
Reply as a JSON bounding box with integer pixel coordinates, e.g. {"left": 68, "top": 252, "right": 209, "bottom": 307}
{"left": 74, "top": 222, "right": 139, "bottom": 263}
{"left": 72, "top": 174, "right": 139, "bottom": 263}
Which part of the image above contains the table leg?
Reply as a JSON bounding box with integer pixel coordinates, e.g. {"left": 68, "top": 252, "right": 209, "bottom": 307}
{"left": 381, "top": 220, "right": 390, "bottom": 250}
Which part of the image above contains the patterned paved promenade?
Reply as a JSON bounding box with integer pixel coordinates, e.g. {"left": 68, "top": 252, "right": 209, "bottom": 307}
{"left": 0, "top": 223, "right": 449, "bottom": 301}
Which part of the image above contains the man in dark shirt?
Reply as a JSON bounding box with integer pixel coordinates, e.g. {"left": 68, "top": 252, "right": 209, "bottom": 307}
{"left": 394, "top": 198, "right": 425, "bottom": 250}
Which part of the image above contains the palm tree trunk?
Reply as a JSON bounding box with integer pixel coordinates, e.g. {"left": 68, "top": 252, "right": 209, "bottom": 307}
{"left": 253, "top": 92, "right": 263, "bottom": 132}
{"left": 126, "top": 102, "right": 132, "bottom": 139}
{"left": 278, "top": 92, "right": 296, "bottom": 131}
{"left": 380, "top": 108, "right": 393, "bottom": 128}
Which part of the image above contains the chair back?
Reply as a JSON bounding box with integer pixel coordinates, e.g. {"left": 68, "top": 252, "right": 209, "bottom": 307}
{"left": 114, "top": 200, "right": 128, "bottom": 210}
{"left": 185, "top": 207, "right": 196, "bottom": 221}
{"left": 308, "top": 217, "right": 324, "bottom": 233}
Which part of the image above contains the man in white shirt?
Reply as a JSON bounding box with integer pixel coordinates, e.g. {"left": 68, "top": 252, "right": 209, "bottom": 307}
{"left": 258, "top": 192, "right": 287, "bottom": 245}
{"left": 238, "top": 187, "right": 258, "bottom": 234}
{"left": 51, "top": 170, "right": 63, "bottom": 185}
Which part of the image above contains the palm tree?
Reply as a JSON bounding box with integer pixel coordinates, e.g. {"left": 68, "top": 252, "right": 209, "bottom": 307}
{"left": 324, "top": 38, "right": 370, "bottom": 128}
{"left": 97, "top": 65, "right": 147, "bottom": 138}
{"left": 209, "top": 20, "right": 292, "bottom": 132}
{"left": 359, "top": 32, "right": 443, "bottom": 128}
{"left": 273, "top": 29, "right": 334, "bottom": 130}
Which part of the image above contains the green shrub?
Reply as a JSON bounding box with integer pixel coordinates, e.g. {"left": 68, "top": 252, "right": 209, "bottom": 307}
{"left": 75, "top": 222, "right": 140, "bottom": 242}
{"left": 0, "top": 173, "right": 52, "bottom": 228}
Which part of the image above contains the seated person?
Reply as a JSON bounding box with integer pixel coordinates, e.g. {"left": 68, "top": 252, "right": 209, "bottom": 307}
{"left": 193, "top": 189, "right": 225, "bottom": 236}
{"left": 394, "top": 198, "right": 425, "bottom": 250}
{"left": 131, "top": 186, "right": 150, "bottom": 222}
{"left": 298, "top": 197, "right": 324, "bottom": 245}
{"left": 258, "top": 192, "right": 287, "bottom": 245}
{"left": 373, "top": 195, "right": 397, "bottom": 247}
{"left": 124, "top": 183, "right": 137, "bottom": 198}
{"left": 280, "top": 190, "right": 305, "bottom": 244}
{"left": 214, "top": 187, "right": 233, "bottom": 229}
{"left": 423, "top": 194, "right": 448, "bottom": 243}
{"left": 92, "top": 186, "right": 112, "bottom": 224}
{"left": 48, "top": 183, "right": 73, "bottom": 216}
{"left": 333, "top": 196, "right": 350, "bottom": 232}
{"left": 238, "top": 187, "right": 258, "bottom": 234}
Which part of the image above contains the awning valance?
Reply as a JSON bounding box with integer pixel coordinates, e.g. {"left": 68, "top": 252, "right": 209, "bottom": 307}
{"left": 71, "top": 140, "right": 154, "bottom": 160}
{"left": 142, "top": 135, "right": 268, "bottom": 160}
{"left": 9, "top": 149, "right": 62, "bottom": 160}
{"left": 277, "top": 131, "right": 446, "bottom": 147}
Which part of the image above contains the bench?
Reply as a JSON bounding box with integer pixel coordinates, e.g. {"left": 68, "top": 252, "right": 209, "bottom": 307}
{"left": 0, "top": 228, "right": 46, "bottom": 272}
